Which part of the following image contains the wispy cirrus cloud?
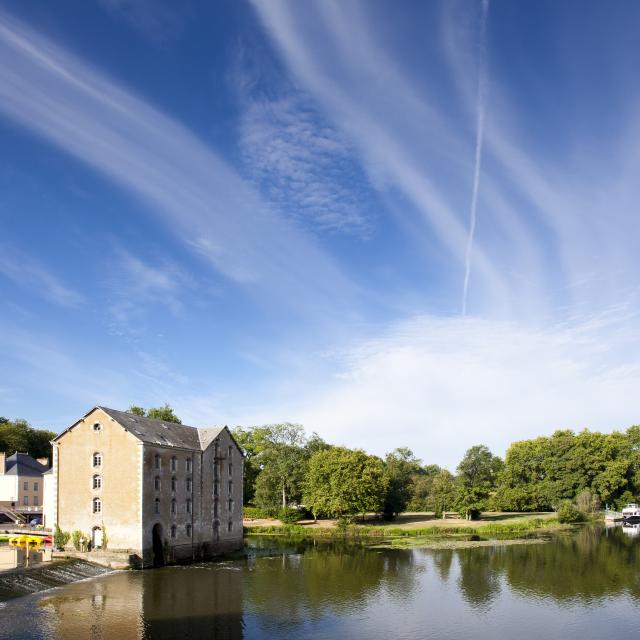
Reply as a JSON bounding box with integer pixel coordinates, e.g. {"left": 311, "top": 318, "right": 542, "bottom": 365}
{"left": 250, "top": 0, "right": 640, "bottom": 319}
{"left": 0, "top": 247, "right": 84, "bottom": 308}
{"left": 0, "top": 9, "right": 353, "bottom": 319}
{"left": 104, "top": 247, "right": 194, "bottom": 337}
{"left": 239, "top": 93, "right": 373, "bottom": 234}
{"left": 250, "top": 0, "right": 511, "bottom": 314}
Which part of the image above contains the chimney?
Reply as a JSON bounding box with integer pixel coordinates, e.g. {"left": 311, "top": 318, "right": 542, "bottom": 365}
{"left": 0, "top": 452, "right": 5, "bottom": 475}
{"left": 37, "top": 457, "right": 49, "bottom": 469}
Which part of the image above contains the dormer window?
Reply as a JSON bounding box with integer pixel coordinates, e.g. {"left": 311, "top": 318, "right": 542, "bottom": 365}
{"left": 92, "top": 452, "right": 102, "bottom": 468}
{"left": 93, "top": 423, "right": 103, "bottom": 432}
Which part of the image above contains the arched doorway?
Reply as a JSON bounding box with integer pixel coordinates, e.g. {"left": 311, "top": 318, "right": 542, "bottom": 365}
{"left": 152, "top": 523, "right": 164, "bottom": 567}
{"left": 92, "top": 526, "right": 103, "bottom": 550}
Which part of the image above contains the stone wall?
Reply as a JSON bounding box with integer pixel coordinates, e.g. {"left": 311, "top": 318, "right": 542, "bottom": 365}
{"left": 56, "top": 408, "right": 142, "bottom": 553}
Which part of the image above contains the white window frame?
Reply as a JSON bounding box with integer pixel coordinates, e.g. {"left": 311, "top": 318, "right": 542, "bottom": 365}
{"left": 92, "top": 452, "right": 102, "bottom": 468}
{"left": 92, "top": 475, "right": 102, "bottom": 491}
{"left": 92, "top": 498, "right": 102, "bottom": 514}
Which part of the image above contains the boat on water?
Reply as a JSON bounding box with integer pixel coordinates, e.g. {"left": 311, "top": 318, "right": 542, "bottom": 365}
{"left": 622, "top": 503, "right": 640, "bottom": 523}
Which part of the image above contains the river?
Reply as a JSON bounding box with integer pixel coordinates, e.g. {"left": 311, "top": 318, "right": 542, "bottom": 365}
{"left": 0, "top": 525, "right": 638, "bottom": 639}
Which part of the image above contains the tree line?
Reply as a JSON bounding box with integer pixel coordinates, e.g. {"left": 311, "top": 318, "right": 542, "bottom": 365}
{"left": 0, "top": 417, "right": 56, "bottom": 461}
{"left": 234, "top": 423, "right": 640, "bottom": 520}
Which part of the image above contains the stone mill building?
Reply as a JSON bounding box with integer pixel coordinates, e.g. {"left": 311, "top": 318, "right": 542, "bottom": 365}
{"left": 50, "top": 406, "right": 243, "bottom": 567}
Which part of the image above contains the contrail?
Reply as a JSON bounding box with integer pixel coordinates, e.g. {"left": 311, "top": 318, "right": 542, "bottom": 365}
{"left": 462, "top": 0, "right": 489, "bottom": 315}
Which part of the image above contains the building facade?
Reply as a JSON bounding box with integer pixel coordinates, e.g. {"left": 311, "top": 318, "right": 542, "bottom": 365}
{"left": 51, "top": 406, "right": 243, "bottom": 567}
{"left": 0, "top": 452, "right": 50, "bottom": 523}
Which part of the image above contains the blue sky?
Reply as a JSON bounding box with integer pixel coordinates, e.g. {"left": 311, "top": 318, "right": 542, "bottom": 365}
{"left": 1, "top": 0, "right": 639, "bottom": 469}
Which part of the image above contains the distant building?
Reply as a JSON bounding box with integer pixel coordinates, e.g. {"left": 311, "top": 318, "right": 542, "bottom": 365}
{"left": 0, "top": 452, "right": 50, "bottom": 523}
{"left": 50, "top": 406, "right": 243, "bottom": 567}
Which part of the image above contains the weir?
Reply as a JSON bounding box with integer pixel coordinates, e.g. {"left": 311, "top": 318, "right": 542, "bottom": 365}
{"left": 0, "top": 559, "right": 110, "bottom": 602}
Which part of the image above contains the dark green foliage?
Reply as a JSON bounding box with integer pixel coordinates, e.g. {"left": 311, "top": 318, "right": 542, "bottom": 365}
{"left": 0, "top": 418, "right": 56, "bottom": 460}
{"left": 126, "top": 404, "right": 182, "bottom": 423}
{"left": 556, "top": 501, "right": 585, "bottom": 523}
{"left": 494, "top": 427, "right": 640, "bottom": 511}
{"left": 304, "top": 447, "right": 388, "bottom": 518}
{"left": 383, "top": 448, "right": 423, "bottom": 518}
{"left": 455, "top": 445, "right": 503, "bottom": 519}
{"left": 278, "top": 507, "right": 304, "bottom": 523}
{"left": 243, "top": 505, "right": 271, "bottom": 519}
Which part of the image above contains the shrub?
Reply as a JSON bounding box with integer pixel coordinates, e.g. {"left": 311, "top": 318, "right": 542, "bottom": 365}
{"left": 243, "top": 506, "right": 267, "bottom": 520}
{"left": 278, "top": 507, "right": 303, "bottom": 524}
{"left": 53, "top": 526, "right": 70, "bottom": 550}
{"left": 557, "top": 501, "right": 585, "bottom": 523}
{"left": 71, "top": 530, "right": 84, "bottom": 551}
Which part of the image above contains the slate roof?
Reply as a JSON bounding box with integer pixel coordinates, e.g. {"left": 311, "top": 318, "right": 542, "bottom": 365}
{"left": 3, "top": 452, "right": 49, "bottom": 476}
{"left": 99, "top": 407, "right": 204, "bottom": 449}
{"left": 54, "top": 406, "right": 238, "bottom": 453}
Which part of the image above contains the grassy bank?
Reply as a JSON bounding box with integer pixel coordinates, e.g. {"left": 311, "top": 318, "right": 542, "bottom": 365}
{"left": 244, "top": 513, "right": 567, "bottom": 546}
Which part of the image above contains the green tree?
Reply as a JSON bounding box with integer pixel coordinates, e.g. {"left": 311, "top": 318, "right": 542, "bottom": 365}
{"left": 126, "top": 404, "right": 182, "bottom": 423}
{"left": 247, "top": 423, "right": 309, "bottom": 512}
{"left": 231, "top": 426, "right": 262, "bottom": 504}
{"left": 254, "top": 443, "right": 307, "bottom": 512}
{"left": 146, "top": 404, "right": 182, "bottom": 423}
{"left": 383, "top": 447, "right": 423, "bottom": 519}
{"left": 0, "top": 418, "right": 56, "bottom": 460}
{"left": 455, "top": 445, "right": 503, "bottom": 519}
{"left": 429, "top": 469, "right": 457, "bottom": 518}
{"left": 304, "top": 447, "right": 388, "bottom": 519}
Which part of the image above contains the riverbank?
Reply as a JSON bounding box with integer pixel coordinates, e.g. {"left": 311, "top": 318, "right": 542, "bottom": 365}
{"left": 244, "top": 512, "right": 570, "bottom": 547}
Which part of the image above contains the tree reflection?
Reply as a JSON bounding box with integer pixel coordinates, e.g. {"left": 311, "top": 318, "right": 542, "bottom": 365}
{"left": 450, "top": 526, "right": 640, "bottom": 606}
{"left": 456, "top": 547, "right": 502, "bottom": 610}
{"left": 245, "top": 540, "right": 419, "bottom": 631}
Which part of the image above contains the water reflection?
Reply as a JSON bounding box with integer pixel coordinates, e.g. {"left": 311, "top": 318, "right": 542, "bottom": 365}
{"left": 2, "top": 526, "right": 640, "bottom": 640}
{"left": 28, "top": 563, "right": 244, "bottom": 640}
{"left": 622, "top": 522, "right": 640, "bottom": 537}
{"left": 456, "top": 547, "right": 503, "bottom": 610}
